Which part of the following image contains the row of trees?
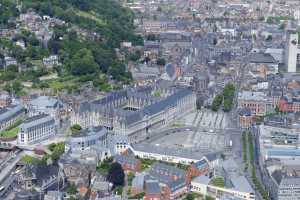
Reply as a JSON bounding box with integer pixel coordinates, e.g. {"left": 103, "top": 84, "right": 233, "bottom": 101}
{"left": 211, "top": 83, "right": 235, "bottom": 112}
{"left": 244, "top": 131, "right": 269, "bottom": 200}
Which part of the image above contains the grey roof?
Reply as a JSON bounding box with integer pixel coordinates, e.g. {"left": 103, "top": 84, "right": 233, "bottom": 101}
{"left": 248, "top": 53, "right": 276, "bottom": 64}
{"left": 115, "top": 154, "right": 139, "bottom": 166}
{"left": 151, "top": 162, "right": 186, "bottom": 177}
{"left": 222, "top": 159, "right": 239, "bottom": 172}
{"left": 30, "top": 96, "right": 59, "bottom": 108}
{"left": 205, "top": 153, "right": 218, "bottom": 162}
{"left": 149, "top": 163, "right": 187, "bottom": 192}
{"left": 75, "top": 85, "right": 193, "bottom": 127}
{"left": 131, "top": 143, "right": 204, "bottom": 161}
{"left": 120, "top": 88, "right": 193, "bottom": 126}
{"left": 145, "top": 179, "right": 161, "bottom": 194}
{"left": 192, "top": 174, "right": 211, "bottom": 185}
{"left": 24, "top": 164, "right": 59, "bottom": 187}
{"left": 159, "top": 31, "right": 192, "bottom": 42}
{"left": 132, "top": 173, "right": 145, "bottom": 188}
{"left": 280, "top": 177, "right": 300, "bottom": 186}
{"left": 20, "top": 114, "right": 54, "bottom": 130}
{"left": 0, "top": 105, "right": 24, "bottom": 124}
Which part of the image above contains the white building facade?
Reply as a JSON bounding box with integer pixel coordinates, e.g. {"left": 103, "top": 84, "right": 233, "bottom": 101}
{"left": 18, "top": 114, "right": 56, "bottom": 145}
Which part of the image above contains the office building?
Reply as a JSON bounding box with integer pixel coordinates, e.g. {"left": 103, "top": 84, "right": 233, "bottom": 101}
{"left": 18, "top": 114, "right": 56, "bottom": 145}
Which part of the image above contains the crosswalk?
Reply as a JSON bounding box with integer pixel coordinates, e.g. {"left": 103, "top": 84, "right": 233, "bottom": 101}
{"left": 192, "top": 109, "right": 227, "bottom": 130}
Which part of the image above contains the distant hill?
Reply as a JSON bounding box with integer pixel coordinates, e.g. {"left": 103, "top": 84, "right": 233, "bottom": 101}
{"left": 0, "top": 0, "right": 143, "bottom": 94}
{"left": 21, "top": 0, "right": 143, "bottom": 47}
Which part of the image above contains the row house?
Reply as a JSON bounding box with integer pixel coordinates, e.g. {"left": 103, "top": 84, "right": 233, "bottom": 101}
{"left": 238, "top": 91, "right": 275, "bottom": 116}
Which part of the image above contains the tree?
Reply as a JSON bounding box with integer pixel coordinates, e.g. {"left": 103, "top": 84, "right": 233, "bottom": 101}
{"left": 146, "top": 34, "right": 157, "bottom": 41}
{"left": 212, "top": 94, "right": 223, "bottom": 111}
{"left": 66, "top": 184, "right": 77, "bottom": 195}
{"left": 107, "top": 162, "right": 125, "bottom": 187}
{"left": 156, "top": 58, "right": 166, "bottom": 66}
{"left": 275, "top": 106, "right": 280, "bottom": 113}
{"left": 184, "top": 193, "right": 195, "bottom": 200}
{"left": 70, "top": 48, "right": 98, "bottom": 75}
{"left": 107, "top": 62, "right": 127, "bottom": 81}
{"left": 6, "top": 64, "right": 18, "bottom": 73}
{"left": 12, "top": 81, "right": 22, "bottom": 94}
{"left": 70, "top": 124, "right": 82, "bottom": 134}
{"left": 222, "top": 83, "right": 235, "bottom": 112}
{"left": 50, "top": 142, "right": 65, "bottom": 161}
{"left": 266, "top": 35, "right": 272, "bottom": 41}
{"left": 128, "top": 50, "right": 141, "bottom": 62}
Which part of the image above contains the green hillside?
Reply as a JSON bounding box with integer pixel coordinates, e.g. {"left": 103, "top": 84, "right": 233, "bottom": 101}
{"left": 0, "top": 0, "right": 143, "bottom": 93}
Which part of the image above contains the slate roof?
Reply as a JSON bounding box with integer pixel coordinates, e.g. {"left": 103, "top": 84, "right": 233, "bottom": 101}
{"left": 30, "top": 96, "right": 59, "bottom": 108}
{"left": 145, "top": 179, "right": 160, "bottom": 194}
{"left": 131, "top": 143, "right": 203, "bottom": 161}
{"left": 20, "top": 114, "right": 54, "bottom": 130}
{"left": 115, "top": 154, "right": 139, "bottom": 166}
{"left": 0, "top": 104, "right": 24, "bottom": 124}
{"left": 132, "top": 173, "right": 145, "bottom": 188}
{"left": 151, "top": 162, "right": 185, "bottom": 177}
{"left": 75, "top": 85, "right": 193, "bottom": 127}
{"left": 24, "top": 164, "right": 59, "bottom": 187}
{"left": 148, "top": 163, "right": 187, "bottom": 192}
{"left": 231, "top": 176, "right": 254, "bottom": 193}
{"left": 248, "top": 53, "right": 276, "bottom": 64}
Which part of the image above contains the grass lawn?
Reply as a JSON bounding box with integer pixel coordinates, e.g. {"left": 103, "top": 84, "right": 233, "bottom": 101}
{"left": 76, "top": 9, "right": 106, "bottom": 26}
{"left": 140, "top": 158, "right": 155, "bottom": 170}
{"left": 48, "top": 81, "right": 66, "bottom": 90}
{"left": 31, "top": 60, "right": 43, "bottom": 67}
{"left": 21, "top": 155, "right": 40, "bottom": 164}
{"left": 0, "top": 127, "right": 19, "bottom": 137}
{"left": 211, "top": 176, "right": 225, "bottom": 188}
{"left": 0, "top": 119, "right": 23, "bottom": 137}
{"left": 47, "top": 77, "right": 78, "bottom": 91}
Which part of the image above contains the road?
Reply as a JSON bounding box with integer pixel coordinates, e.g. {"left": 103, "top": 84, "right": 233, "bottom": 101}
{"left": 229, "top": 57, "right": 247, "bottom": 128}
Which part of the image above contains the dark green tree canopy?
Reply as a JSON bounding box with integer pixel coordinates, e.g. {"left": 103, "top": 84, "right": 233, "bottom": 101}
{"left": 107, "top": 162, "right": 125, "bottom": 187}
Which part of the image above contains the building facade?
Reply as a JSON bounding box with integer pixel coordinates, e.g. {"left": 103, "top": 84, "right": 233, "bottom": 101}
{"left": 18, "top": 114, "right": 56, "bottom": 145}
{"left": 278, "top": 177, "right": 300, "bottom": 200}
{"left": 71, "top": 85, "right": 196, "bottom": 142}
{"left": 238, "top": 108, "right": 253, "bottom": 129}
{"left": 0, "top": 91, "right": 11, "bottom": 108}
{"left": 285, "top": 30, "right": 299, "bottom": 73}
{"left": 238, "top": 91, "right": 275, "bottom": 116}
{"left": 66, "top": 126, "right": 108, "bottom": 152}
